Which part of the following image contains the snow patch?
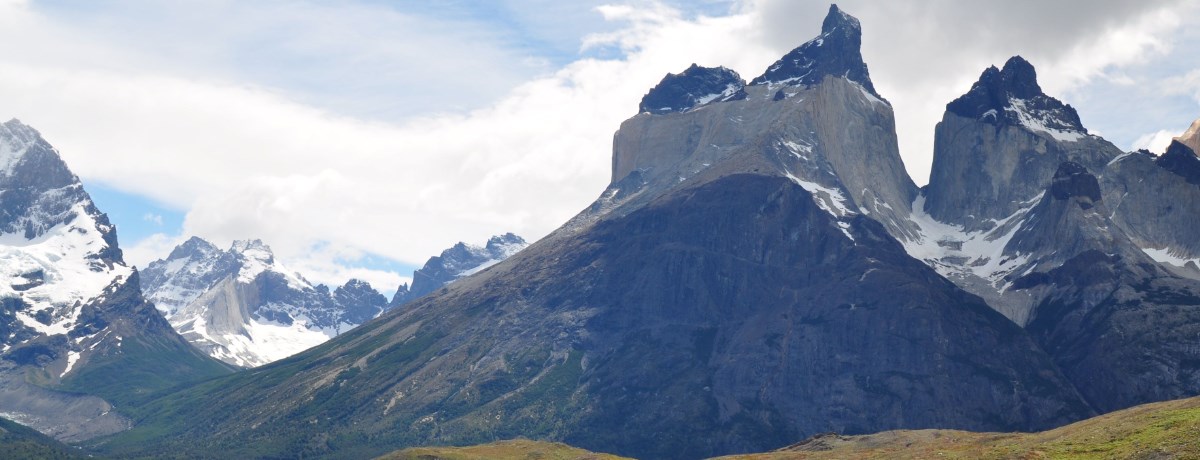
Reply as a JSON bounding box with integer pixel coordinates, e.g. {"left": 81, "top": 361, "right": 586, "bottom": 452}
{"left": 1143, "top": 247, "right": 1200, "bottom": 269}
{"left": 784, "top": 173, "right": 854, "bottom": 217}
{"left": 1008, "top": 99, "right": 1086, "bottom": 143}
{"left": 0, "top": 202, "right": 130, "bottom": 340}
{"left": 61, "top": 350, "right": 80, "bottom": 377}
{"left": 903, "top": 194, "right": 1035, "bottom": 289}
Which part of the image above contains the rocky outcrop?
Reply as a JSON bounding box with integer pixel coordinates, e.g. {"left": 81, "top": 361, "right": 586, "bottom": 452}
{"left": 639, "top": 65, "right": 746, "bottom": 115}
{"left": 1102, "top": 143, "right": 1200, "bottom": 268}
{"left": 1176, "top": 117, "right": 1200, "bottom": 154}
{"left": 749, "top": 4, "right": 879, "bottom": 98}
{"left": 922, "top": 57, "right": 1121, "bottom": 231}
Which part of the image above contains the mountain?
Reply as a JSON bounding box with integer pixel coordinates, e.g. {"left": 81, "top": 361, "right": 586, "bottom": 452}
{"left": 0, "top": 119, "right": 232, "bottom": 442}
{"left": 389, "top": 233, "right": 527, "bottom": 307}
{"left": 140, "top": 237, "right": 393, "bottom": 367}
{"left": 903, "top": 61, "right": 1200, "bottom": 413}
{"left": 100, "top": 7, "right": 1096, "bottom": 460}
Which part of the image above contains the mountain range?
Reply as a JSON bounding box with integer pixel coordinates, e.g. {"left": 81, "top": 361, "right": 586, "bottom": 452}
{"left": 140, "top": 234, "right": 526, "bottom": 367}
{"left": 2, "top": 3, "right": 1199, "bottom": 460}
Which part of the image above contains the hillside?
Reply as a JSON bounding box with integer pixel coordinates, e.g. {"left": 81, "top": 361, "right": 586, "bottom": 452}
{"left": 716, "top": 395, "right": 1200, "bottom": 459}
{"left": 379, "top": 439, "right": 631, "bottom": 460}
{"left": 0, "top": 416, "right": 88, "bottom": 459}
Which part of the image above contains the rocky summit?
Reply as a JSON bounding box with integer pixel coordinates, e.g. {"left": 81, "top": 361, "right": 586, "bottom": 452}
{"left": 639, "top": 64, "right": 746, "bottom": 115}
{"left": 750, "top": 4, "right": 878, "bottom": 99}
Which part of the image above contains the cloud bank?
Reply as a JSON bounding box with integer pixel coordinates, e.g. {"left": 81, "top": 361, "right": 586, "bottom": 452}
{"left": 1, "top": 0, "right": 1196, "bottom": 293}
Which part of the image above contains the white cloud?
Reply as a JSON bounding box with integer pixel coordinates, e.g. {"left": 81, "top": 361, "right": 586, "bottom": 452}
{"left": 123, "top": 232, "right": 184, "bottom": 270}
{"left": 1162, "top": 69, "right": 1200, "bottom": 103}
{"left": 3, "top": 0, "right": 1198, "bottom": 290}
{"left": 1133, "top": 129, "right": 1183, "bottom": 154}
{"left": 142, "top": 213, "right": 164, "bottom": 226}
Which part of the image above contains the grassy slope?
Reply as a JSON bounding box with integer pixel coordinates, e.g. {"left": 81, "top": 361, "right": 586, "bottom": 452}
{"left": 0, "top": 417, "right": 88, "bottom": 459}
{"left": 377, "top": 439, "right": 632, "bottom": 460}
{"left": 379, "top": 396, "right": 1200, "bottom": 460}
{"left": 715, "top": 395, "right": 1200, "bottom": 459}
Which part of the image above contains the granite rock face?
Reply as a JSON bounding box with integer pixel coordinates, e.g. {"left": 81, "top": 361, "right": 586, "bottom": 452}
{"left": 1102, "top": 142, "right": 1200, "bottom": 266}
{"left": 922, "top": 57, "right": 1121, "bottom": 231}
{"left": 903, "top": 58, "right": 1200, "bottom": 417}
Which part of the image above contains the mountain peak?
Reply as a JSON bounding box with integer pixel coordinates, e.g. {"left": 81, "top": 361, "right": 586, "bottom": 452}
{"left": 639, "top": 64, "right": 746, "bottom": 114}
{"left": 822, "top": 4, "right": 860, "bottom": 35}
{"left": 946, "top": 56, "right": 1086, "bottom": 137}
{"left": 1155, "top": 140, "right": 1200, "bottom": 185}
{"left": 749, "top": 4, "right": 877, "bottom": 97}
{"left": 1176, "top": 117, "right": 1200, "bottom": 154}
{"left": 167, "top": 236, "right": 220, "bottom": 261}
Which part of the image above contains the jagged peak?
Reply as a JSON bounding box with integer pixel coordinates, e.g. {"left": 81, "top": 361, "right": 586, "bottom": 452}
{"left": 822, "top": 4, "right": 861, "bottom": 35}
{"left": 1, "top": 118, "right": 52, "bottom": 174}
{"left": 486, "top": 232, "right": 526, "bottom": 249}
{"left": 946, "top": 56, "right": 1087, "bottom": 138}
{"left": 1155, "top": 140, "right": 1200, "bottom": 185}
{"left": 337, "top": 278, "right": 374, "bottom": 291}
{"left": 749, "top": 4, "right": 878, "bottom": 98}
{"left": 231, "top": 239, "right": 272, "bottom": 254}
{"left": 167, "top": 236, "right": 220, "bottom": 260}
{"left": 1049, "top": 161, "right": 1102, "bottom": 207}
{"left": 639, "top": 64, "right": 747, "bottom": 115}
{"left": 1176, "top": 117, "right": 1200, "bottom": 154}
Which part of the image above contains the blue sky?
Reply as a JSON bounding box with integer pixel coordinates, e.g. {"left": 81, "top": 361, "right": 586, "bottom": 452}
{"left": 2, "top": 0, "right": 1197, "bottom": 294}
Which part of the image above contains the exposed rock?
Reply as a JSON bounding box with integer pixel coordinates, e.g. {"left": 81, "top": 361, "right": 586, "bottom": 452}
{"left": 1155, "top": 140, "right": 1200, "bottom": 185}
{"left": 639, "top": 64, "right": 746, "bottom": 115}
{"left": 391, "top": 233, "right": 528, "bottom": 307}
{"left": 750, "top": 4, "right": 879, "bottom": 99}
{"left": 922, "top": 57, "right": 1120, "bottom": 231}
{"left": 1176, "top": 117, "right": 1200, "bottom": 154}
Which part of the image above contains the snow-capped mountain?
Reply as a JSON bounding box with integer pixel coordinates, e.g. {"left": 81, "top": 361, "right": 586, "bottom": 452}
{"left": 123, "top": 8, "right": 1102, "bottom": 459}
{"left": 899, "top": 59, "right": 1200, "bottom": 412}
{"left": 0, "top": 119, "right": 229, "bottom": 441}
{"left": 141, "top": 237, "right": 392, "bottom": 367}
{"left": 389, "top": 233, "right": 527, "bottom": 306}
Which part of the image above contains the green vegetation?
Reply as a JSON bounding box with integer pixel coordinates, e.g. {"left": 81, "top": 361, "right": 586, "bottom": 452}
{"left": 715, "top": 395, "right": 1200, "bottom": 459}
{"left": 377, "top": 439, "right": 631, "bottom": 460}
{"left": 60, "top": 334, "right": 234, "bottom": 410}
{"left": 0, "top": 417, "right": 88, "bottom": 459}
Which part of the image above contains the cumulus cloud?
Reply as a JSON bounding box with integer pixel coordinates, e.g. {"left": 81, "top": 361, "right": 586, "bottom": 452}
{"left": 1133, "top": 129, "right": 1183, "bottom": 154}
{"left": 2, "top": 0, "right": 1197, "bottom": 290}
